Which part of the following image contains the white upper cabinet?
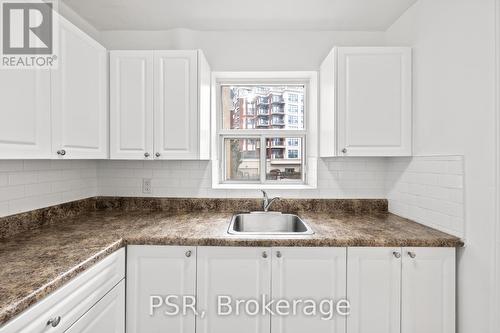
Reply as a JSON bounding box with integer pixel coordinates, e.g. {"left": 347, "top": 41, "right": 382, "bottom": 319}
{"left": 127, "top": 245, "right": 196, "bottom": 333}
{"left": 271, "top": 247, "right": 346, "bottom": 333}
{"left": 401, "top": 247, "right": 455, "bottom": 333}
{"left": 347, "top": 247, "right": 401, "bottom": 333}
{"left": 109, "top": 49, "right": 211, "bottom": 160}
{"left": 320, "top": 47, "right": 412, "bottom": 156}
{"left": 51, "top": 16, "right": 108, "bottom": 159}
{"left": 154, "top": 50, "right": 198, "bottom": 159}
{"left": 110, "top": 51, "right": 154, "bottom": 159}
{"left": 0, "top": 69, "right": 51, "bottom": 159}
{"left": 197, "top": 247, "right": 271, "bottom": 333}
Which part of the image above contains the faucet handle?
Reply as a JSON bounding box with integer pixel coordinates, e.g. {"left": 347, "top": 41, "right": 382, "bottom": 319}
{"left": 261, "top": 190, "right": 268, "bottom": 198}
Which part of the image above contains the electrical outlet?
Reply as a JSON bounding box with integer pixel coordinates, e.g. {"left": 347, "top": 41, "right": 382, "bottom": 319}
{"left": 142, "top": 178, "right": 152, "bottom": 194}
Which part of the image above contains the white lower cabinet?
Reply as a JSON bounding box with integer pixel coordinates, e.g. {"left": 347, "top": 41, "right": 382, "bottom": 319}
{"left": 271, "top": 247, "right": 346, "bottom": 333}
{"left": 347, "top": 247, "right": 401, "bottom": 333}
{"left": 347, "top": 247, "right": 455, "bottom": 333}
{"left": 401, "top": 247, "right": 455, "bottom": 333}
{"left": 126, "top": 245, "right": 197, "bottom": 333}
{"left": 66, "top": 280, "right": 125, "bottom": 333}
{"left": 196, "top": 246, "right": 271, "bottom": 333}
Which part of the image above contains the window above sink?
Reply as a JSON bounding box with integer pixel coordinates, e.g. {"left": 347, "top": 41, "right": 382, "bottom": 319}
{"left": 211, "top": 72, "right": 318, "bottom": 190}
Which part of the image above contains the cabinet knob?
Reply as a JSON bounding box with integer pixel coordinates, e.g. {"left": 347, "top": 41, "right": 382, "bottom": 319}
{"left": 47, "top": 316, "right": 61, "bottom": 327}
{"left": 262, "top": 251, "right": 268, "bottom": 259}
{"left": 144, "top": 152, "right": 150, "bottom": 158}
{"left": 155, "top": 152, "right": 161, "bottom": 158}
{"left": 393, "top": 251, "right": 401, "bottom": 258}
{"left": 408, "top": 251, "right": 417, "bottom": 259}
{"left": 342, "top": 148, "right": 347, "bottom": 154}
{"left": 56, "top": 149, "right": 66, "bottom": 156}
{"left": 276, "top": 251, "right": 282, "bottom": 258}
{"left": 185, "top": 250, "right": 192, "bottom": 258}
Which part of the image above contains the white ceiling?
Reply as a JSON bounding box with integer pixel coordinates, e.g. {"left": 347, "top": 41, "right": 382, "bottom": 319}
{"left": 62, "top": 0, "right": 418, "bottom": 31}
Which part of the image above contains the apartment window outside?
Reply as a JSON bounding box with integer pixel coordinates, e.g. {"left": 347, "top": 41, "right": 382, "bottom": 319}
{"left": 288, "top": 150, "right": 299, "bottom": 159}
{"left": 213, "top": 72, "right": 318, "bottom": 189}
{"left": 219, "top": 83, "right": 306, "bottom": 184}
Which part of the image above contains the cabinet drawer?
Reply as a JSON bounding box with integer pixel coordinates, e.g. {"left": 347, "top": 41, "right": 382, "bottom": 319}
{"left": 65, "top": 280, "right": 125, "bottom": 333}
{"left": 0, "top": 248, "right": 125, "bottom": 333}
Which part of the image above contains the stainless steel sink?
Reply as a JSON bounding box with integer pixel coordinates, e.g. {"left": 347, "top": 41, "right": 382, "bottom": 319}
{"left": 227, "top": 212, "right": 314, "bottom": 235}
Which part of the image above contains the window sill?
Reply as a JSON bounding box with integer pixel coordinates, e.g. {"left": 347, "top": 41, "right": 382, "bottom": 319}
{"left": 212, "top": 183, "right": 317, "bottom": 190}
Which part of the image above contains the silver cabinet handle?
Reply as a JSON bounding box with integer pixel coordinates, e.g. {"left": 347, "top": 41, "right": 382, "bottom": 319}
{"left": 262, "top": 251, "right": 268, "bottom": 259}
{"left": 342, "top": 148, "right": 347, "bottom": 154}
{"left": 155, "top": 152, "right": 161, "bottom": 158}
{"left": 393, "top": 251, "right": 401, "bottom": 258}
{"left": 185, "top": 250, "right": 192, "bottom": 258}
{"left": 144, "top": 152, "right": 150, "bottom": 158}
{"left": 408, "top": 251, "right": 416, "bottom": 259}
{"left": 47, "top": 316, "right": 61, "bottom": 327}
{"left": 56, "top": 150, "right": 66, "bottom": 156}
{"left": 276, "top": 251, "right": 282, "bottom": 258}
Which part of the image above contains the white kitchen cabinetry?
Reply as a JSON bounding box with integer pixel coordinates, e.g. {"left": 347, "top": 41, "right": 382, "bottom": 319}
{"left": 110, "top": 50, "right": 211, "bottom": 160}
{"left": 126, "top": 245, "right": 197, "bottom": 333}
{"left": 401, "top": 247, "right": 455, "bottom": 333}
{"left": 347, "top": 247, "right": 455, "bottom": 333}
{"left": 347, "top": 247, "right": 401, "bottom": 333}
{"left": 51, "top": 16, "right": 108, "bottom": 159}
{"left": 0, "top": 248, "right": 125, "bottom": 333}
{"left": 271, "top": 247, "right": 346, "bottom": 333}
{"left": 65, "top": 280, "right": 125, "bottom": 333}
{"left": 197, "top": 247, "right": 271, "bottom": 333}
{"left": 320, "top": 47, "right": 412, "bottom": 157}
{"left": 0, "top": 70, "right": 51, "bottom": 159}
{"left": 110, "top": 51, "right": 154, "bottom": 159}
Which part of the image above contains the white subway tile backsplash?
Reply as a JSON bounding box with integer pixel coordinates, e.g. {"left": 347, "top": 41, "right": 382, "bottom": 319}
{"left": 0, "top": 155, "right": 465, "bottom": 240}
{"left": 386, "top": 156, "right": 465, "bottom": 237}
{"left": 0, "top": 160, "right": 98, "bottom": 217}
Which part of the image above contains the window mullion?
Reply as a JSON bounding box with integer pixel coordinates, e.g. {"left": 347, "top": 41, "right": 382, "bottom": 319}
{"left": 260, "top": 135, "right": 266, "bottom": 184}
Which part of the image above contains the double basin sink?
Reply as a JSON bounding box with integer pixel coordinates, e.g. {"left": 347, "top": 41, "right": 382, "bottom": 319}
{"left": 227, "top": 212, "right": 314, "bottom": 236}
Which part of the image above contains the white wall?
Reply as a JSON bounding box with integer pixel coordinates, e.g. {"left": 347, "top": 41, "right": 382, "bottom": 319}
{"left": 58, "top": 2, "right": 102, "bottom": 42}
{"left": 101, "top": 29, "right": 385, "bottom": 70}
{"left": 385, "top": 0, "right": 498, "bottom": 332}
{"left": 0, "top": 160, "right": 98, "bottom": 217}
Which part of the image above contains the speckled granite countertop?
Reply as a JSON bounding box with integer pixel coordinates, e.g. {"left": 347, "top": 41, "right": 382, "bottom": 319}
{"left": 0, "top": 197, "right": 463, "bottom": 326}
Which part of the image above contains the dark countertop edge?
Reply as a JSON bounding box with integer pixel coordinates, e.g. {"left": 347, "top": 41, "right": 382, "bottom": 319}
{"left": 0, "top": 240, "right": 124, "bottom": 327}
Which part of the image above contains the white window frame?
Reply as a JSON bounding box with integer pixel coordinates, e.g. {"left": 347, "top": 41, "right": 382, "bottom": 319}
{"left": 211, "top": 71, "right": 318, "bottom": 189}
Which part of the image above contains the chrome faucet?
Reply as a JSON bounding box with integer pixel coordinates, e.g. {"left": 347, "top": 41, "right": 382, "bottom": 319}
{"left": 261, "top": 190, "right": 280, "bottom": 212}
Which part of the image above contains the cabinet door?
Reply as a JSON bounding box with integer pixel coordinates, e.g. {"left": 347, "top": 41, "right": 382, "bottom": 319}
{"left": 0, "top": 69, "right": 51, "bottom": 159}
{"left": 347, "top": 247, "right": 401, "bottom": 333}
{"left": 51, "top": 16, "right": 108, "bottom": 159}
{"left": 154, "top": 50, "right": 198, "bottom": 159}
{"left": 197, "top": 247, "right": 271, "bottom": 333}
{"left": 66, "top": 280, "right": 125, "bottom": 333}
{"left": 401, "top": 247, "right": 455, "bottom": 333}
{"left": 110, "top": 51, "right": 154, "bottom": 160}
{"left": 337, "top": 47, "right": 412, "bottom": 156}
{"left": 127, "top": 245, "right": 196, "bottom": 333}
{"left": 271, "top": 247, "right": 346, "bottom": 333}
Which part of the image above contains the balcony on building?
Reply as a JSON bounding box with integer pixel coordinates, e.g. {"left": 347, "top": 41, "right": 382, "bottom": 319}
{"left": 269, "top": 138, "right": 285, "bottom": 148}
{"left": 256, "top": 119, "right": 269, "bottom": 127}
{"left": 271, "top": 95, "right": 285, "bottom": 104}
{"left": 257, "top": 97, "right": 269, "bottom": 105}
{"left": 271, "top": 106, "right": 285, "bottom": 114}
